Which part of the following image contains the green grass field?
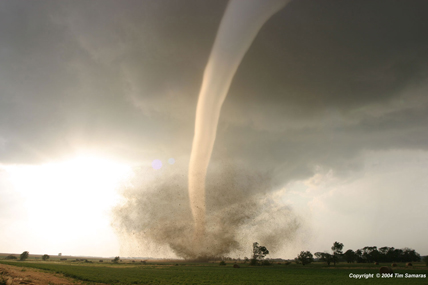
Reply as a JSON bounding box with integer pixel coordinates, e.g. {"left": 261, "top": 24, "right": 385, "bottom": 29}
{"left": 1, "top": 260, "right": 427, "bottom": 284}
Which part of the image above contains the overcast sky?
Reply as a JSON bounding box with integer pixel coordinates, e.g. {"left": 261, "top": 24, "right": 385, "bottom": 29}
{"left": 1, "top": 0, "right": 428, "bottom": 259}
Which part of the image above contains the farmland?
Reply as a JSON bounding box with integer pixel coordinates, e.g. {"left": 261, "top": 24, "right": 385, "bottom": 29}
{"left": 1, "top": 259, "right": 427, "bottom": 285}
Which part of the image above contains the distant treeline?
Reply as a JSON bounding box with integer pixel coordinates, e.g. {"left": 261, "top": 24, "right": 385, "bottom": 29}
{"left": 316, "top": 246, "right": 421, "bottom": 264}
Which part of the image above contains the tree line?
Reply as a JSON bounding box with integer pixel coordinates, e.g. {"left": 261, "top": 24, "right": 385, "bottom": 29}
{"left": 341, "top": 246, "right": 421, "bottom": 263}
{"left": 296, "top": 241, "right": 423, "bottom": 266}
{"left": 4, "top": 245, "right": 426, "bottom": 267}
{"left": 4, "top": 252, "right": 50, "bottom": 261}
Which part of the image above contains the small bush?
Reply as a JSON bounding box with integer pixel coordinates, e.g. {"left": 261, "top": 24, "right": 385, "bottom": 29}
{"left": 219, "top": 261, "right": 226, "bottom": 266}
{"left": 423, "top": 256, "right": 428, "bottom": 266}
{"left": 261, "top": 260, "right": 271, "bottom": 266}
{"left": 249, "top": 259, "right": 258, "bottom": 266}
{"left": 5, "top": 255, "right": 17, "bottom": 260}
{"left": 20, "top": 251, "right": 29, "bottom": 261}
{"left": 296, "top": 251, "right": 314, "bottom": 266}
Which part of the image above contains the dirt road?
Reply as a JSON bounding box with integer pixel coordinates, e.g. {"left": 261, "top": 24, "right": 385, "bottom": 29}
{"left": 0, "top": 263, "right": 106, "bottom": 285}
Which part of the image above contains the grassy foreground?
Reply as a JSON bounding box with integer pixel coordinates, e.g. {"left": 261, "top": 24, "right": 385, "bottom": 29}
{"left": 1, "top": 260, "right": 427, "bottom": 284}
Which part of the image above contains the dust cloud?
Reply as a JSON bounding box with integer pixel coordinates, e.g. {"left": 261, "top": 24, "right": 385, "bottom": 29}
{"left": 112, "top": 162, "right": 301, "bottom": 260}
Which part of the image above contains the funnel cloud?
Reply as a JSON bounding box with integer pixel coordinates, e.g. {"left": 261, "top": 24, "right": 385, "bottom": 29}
{"left": 188, "top": 0, "right": 290, "bottom": 252}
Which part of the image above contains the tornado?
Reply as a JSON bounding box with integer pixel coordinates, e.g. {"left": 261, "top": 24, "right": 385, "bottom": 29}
{"left": 188, "top": 0, "right": 290, "bottom": 251}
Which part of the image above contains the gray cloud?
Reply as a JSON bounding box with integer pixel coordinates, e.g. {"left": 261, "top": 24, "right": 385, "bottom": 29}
{"left": 1, "top": 0, "right": 426, "bottom": 170}
{"left": 1, "top": 0, "right": 428, "bottom": 257}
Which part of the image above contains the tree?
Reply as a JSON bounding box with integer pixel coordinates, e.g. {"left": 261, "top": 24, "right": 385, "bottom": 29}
{"left": 361, "top": 246, "right": 382, "bottom": 263}
{"left": 355, "top": 249, "right": 364, "bottom": 263}
{"left": 402, "top": 248, "right": 420, "bottom": 262}
{"left": 343, "top": 249, "right": 357, "bottom": 263}
{"left": 331, "top": 242, "right": 344, "bottom": 266}
{"left": 393, "top": 248, "right": 404, "bottom": 262}
{"left": 5, "top": 255, "right": 17, "bottom": 260}
{"left": 315, "top": 252, "right": 332, "bottom": 266}
{"left": 250, "top": 242, "right": 269, "bottom": 265}
{"left": 252, "top": 242, "right": 269, "bottom": 260}
{"left": 42, "top": 254, "right": 50, "bottom": 261}
{"left": 112, "top": 256, "right": 120, "bottom": 263}
{"left": 296, "top": 251, "right": 314, "bottom": 265}
{"left": 20, "top": 251, "right": 29, "bottom": 261}
{"left": 379, "top": 246, "right": 392, "bottom": 262}
{"left": 370, "top": 247, "right": 380, "bottom": 262}
{"left": 385, "top": 247, "right": 396, "bottom": 262}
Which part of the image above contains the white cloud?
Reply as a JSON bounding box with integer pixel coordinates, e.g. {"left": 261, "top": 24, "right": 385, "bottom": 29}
{"left": 282, "top": 149, "right": 428, "bottom": 255}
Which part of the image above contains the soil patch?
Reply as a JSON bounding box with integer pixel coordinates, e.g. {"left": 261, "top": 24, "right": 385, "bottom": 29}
{"left": 0, "top": 263, "right": 106, "bottom": 285}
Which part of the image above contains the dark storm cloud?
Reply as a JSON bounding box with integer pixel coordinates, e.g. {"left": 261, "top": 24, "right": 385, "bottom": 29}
{"left": 230, "top": 0, "right": 428, "bottom": 109}
{"left": 1, "top": 0, "right": 427, "bottom": 187}
{"left": 215, "top": 0, "right": 428, "bottom": 185}
{"left": 0, "top": 0, "right": 227, "bottom": 163}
